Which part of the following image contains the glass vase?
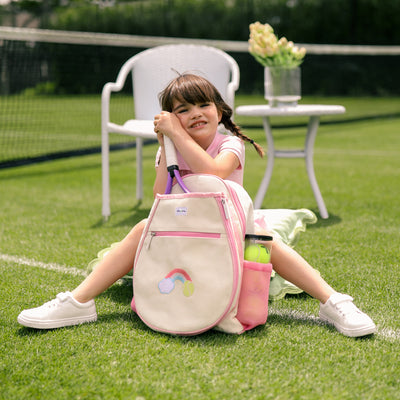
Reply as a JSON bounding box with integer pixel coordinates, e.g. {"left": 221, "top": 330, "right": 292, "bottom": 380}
{"left": 264, "top": 66, "right": 301, "bottom": 107}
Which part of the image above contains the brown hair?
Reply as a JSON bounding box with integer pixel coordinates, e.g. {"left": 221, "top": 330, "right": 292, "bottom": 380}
{"left": 159, "top": 73, "right": 264, "bottom": 157}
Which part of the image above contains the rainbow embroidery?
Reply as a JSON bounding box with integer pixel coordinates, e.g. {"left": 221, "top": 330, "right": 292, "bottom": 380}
{"left": 158, "top": 268, "right": 195, "bottom": 297}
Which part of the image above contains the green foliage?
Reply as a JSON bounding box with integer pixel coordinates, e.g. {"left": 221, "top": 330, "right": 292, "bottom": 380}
{"left": 3, "top": 0, "right": 399, "bottom": 95}
{"left": 46, "top": 0, "right": 400, "bottom": 45}
{"left": 41, "top": 0, "right": 400, "bottom": 95}
{"left": 22, "top": 81, "right": 57, "bottom": 96}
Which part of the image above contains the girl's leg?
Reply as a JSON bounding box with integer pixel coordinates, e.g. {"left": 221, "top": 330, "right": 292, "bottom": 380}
{"left": 17, "top": 219, "right": 147, "bottom": 329}
{"left": 72, "top": 219, "right": 147, "bottom": 303}
{"left": 270, "top": 238, "right": 376, "bottom": 337}
{"left": 270, "top": 238, "right": 335, "bottom": 303}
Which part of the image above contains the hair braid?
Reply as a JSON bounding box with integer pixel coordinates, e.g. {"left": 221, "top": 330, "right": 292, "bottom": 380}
{"left": 221, "top": 115, "right": 265, "bottom": 158}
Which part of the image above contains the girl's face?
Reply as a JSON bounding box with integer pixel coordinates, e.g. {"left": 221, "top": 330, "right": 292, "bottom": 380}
{"left": 172, "top": 99, "right": 222, "bottom": 149}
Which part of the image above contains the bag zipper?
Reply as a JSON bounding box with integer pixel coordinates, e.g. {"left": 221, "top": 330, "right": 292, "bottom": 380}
{"left": 147, "top": 231, "right": 221, "bottom": 250}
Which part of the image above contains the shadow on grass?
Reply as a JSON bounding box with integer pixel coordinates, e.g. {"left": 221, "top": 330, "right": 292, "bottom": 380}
{"left": 0, "top": 155, "right": 102, "bottom": 181}
{"left": 17, "top": 326, "right": 56, "bottom": 337}
{"left": 96, "top": 284, "right": 244, "bottom": 345}
{"left": 268, "top": 305, "right": 375, "bottom": 341}
{"left": 308, "top": 209, "right": 342, "bottom": 229}
{"left": 16, "top": 286, "right": 375, "bottom": 342}
{"left": 91, "top": 201, "right": 151, "bottom": 229}
{"left": 101, "top": 282, "right": 133, "bottom": 304}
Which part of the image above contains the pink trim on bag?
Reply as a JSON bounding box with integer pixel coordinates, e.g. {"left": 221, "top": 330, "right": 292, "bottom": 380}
{"left": 226, "top": 185, "right": 246, "bottom": 239}
{"left": 132, "top": 196, "right": 161, "bottom": 273}
{"left": 243, "top": 262, "right": 273, "bottom": 273}
{"left": 172, "top": 174, "right": 247, "bottom": 239}
{"left": 213, "top": 197, "right": 241, "bottom": 326}
{"left": 156, "top": 192, "right": 225, "bottom": 200}
{"left": 152, "top": 231, "right": 221, "bottom": 239}
{"left": 131, "top": 297, "right": 136, "bottom": 312}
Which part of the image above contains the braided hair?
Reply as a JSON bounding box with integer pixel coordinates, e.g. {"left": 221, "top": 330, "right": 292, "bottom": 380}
{"left": 159, "top": 73, "right": 264, "bottom": 158}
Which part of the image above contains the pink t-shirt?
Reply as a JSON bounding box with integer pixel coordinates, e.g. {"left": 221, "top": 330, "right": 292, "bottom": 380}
{"left": 155, "top": 132, "right": 245, "bottom": 185}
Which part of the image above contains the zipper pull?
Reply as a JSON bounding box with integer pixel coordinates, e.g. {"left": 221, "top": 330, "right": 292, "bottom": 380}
{"left": 221, "top": 198, "right": 230, "bottom": 220}
{"left": 147, "top": 232, "right": 156, "bottom": 250}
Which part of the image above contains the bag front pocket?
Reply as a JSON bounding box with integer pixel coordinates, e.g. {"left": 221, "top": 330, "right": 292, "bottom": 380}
{"left": 236, "top": 261, "right": 273, "bottom": 330}
{"left": 134, "top": 231, "right": 237, "bottom": 335}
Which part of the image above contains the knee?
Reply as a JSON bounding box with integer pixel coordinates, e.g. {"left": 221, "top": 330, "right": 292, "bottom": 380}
{"left": 126, "top": 218, "right": 147, "bottom": 238}
{"left": 269, "top": 236, "right": 290, "bottom": 257}
{"left": 137, "top": 218, "right": 147, "bottom": 229}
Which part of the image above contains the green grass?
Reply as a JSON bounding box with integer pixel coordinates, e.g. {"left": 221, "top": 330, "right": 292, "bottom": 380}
{"left": 1, "top": 96, "right": 400, "bottom": 399}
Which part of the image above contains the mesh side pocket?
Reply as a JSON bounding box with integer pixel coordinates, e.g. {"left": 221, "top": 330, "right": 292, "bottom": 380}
{"left": 236, "top": 261, "right": 273, "bottom": 330}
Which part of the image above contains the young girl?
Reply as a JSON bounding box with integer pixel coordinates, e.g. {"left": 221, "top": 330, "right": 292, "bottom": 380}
{"left": 18, "top": 74, "right": 376, "bottom": 337}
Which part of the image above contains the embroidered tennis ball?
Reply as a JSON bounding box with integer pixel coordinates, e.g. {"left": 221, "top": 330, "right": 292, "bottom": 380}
{"left": 182, "top": 280, "right": 194, "bottom": 297}
{"left": 244, "top": 244, "right": 270, "bottom": 263}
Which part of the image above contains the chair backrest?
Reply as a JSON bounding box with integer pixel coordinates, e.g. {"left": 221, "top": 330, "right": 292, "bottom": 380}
{"left": 118, "top": 44, "right": 239, "bottom": 120}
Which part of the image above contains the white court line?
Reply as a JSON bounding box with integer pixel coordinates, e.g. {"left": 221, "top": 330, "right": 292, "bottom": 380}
{"left": 2, "top": 253, "right": 399, "bottom": 341}
{"left": 0, "top": 253, "right": 87, "bottom": 277}
{"left": 270, "top": 308, "right": 400, "bottom": 342}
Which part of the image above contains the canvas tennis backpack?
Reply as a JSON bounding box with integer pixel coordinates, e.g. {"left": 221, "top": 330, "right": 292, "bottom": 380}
{"left": 131, "top": 138, "right": 273, "bottom": 335}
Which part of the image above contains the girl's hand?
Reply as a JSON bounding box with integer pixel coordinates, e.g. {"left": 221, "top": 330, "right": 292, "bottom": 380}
{"left": 154, "top": 111, "right": 182, "bottom": 141}
{"left": 155, "top": 130, "right": 164, "bottom": 147}
{"left": 154, "top": 112, "right": 164, "bottom": 146}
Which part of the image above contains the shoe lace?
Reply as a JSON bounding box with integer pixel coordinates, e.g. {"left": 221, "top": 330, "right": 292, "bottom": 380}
{"left": 43, "top": 293, "right": 68, "bottom": 309}
{"left": 334, "top": 298, "right": 361, "bottom": 318}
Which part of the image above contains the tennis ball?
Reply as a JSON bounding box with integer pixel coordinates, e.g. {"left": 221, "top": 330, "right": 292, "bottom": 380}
{"left": 258, "top": 245, "right": 271, "bottom": 263}
{"left": 244, "top": 244, "right": 271, "bottom": 263}
{"left": 183, "top": 280, "right": 194, "bottom": 297}
{"left": 244, "top": 244, "right": 260, "bottom": 262}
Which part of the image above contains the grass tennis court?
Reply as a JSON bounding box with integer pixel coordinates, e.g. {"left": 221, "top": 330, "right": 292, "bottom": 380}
{"left": 1, "top": 95, "right": 399, "bottom": 399}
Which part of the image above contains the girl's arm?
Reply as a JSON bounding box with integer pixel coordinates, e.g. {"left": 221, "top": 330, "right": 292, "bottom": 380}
{"left": 154, "top": 112, "right": 240, "bottom": 179}
{"left": 153, "top": 135, "right": 169, "bottom": 197}
{"left": 172, "top": 131, "right": 240, "bottom": 179}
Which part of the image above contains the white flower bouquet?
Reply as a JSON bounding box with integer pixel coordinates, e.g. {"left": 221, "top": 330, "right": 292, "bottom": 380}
{"left": 248, "top": 22, "right": 306, "bottom": 68}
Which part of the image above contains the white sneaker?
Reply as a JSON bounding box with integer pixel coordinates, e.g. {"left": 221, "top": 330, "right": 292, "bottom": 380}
{"left": 17, "top": 292, "right": 97, "bottom": 329}
{"left": 319, "top": 293, "right": 376, "bottom": 337}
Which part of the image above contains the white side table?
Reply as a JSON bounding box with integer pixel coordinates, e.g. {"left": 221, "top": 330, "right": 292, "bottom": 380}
{"left": 235, "top": 104, "right": 346, "bottom": 219}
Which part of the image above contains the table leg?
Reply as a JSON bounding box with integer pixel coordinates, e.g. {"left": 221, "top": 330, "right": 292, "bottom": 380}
{"left": 305, "top": 116, "right": 329, "bottom": 219}
{"left": 254, "top": 117, "right": 275, "bottom": 209}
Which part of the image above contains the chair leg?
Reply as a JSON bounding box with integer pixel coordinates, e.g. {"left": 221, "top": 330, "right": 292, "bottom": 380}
{"left": 305, "top": 116, "right": 329, "bottom": 219}
{"left": 102, "top": 132, "right": 111, "bottom": 220}
{"left": 136, "top": 138, "right": 143, "bottom": 200}
{"left": 254, "top": 117, "right": 275, "bottom": 209}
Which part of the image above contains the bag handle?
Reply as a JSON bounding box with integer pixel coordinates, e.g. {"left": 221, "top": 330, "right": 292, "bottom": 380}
{"left": 164, "top": 136, "right": 190, "bottom": 195}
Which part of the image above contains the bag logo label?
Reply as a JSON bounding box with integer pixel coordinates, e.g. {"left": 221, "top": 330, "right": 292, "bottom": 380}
{"left": 158, "top": 268, "right": 194, "bottom": 297}
{"left": 175, "top": 207, "right": 188, "bottom": 216}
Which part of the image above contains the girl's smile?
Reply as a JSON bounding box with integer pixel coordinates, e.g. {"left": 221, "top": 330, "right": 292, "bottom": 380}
{"left": 172, "top": 100, "right": 222, "bottom": 148}
{"left": 190, "top": 120, "right": 207, "bottom": 129}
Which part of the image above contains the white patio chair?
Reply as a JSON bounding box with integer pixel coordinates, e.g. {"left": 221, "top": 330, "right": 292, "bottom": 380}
{"left": 101, "top": 44, "right": 240, "bottom": 219}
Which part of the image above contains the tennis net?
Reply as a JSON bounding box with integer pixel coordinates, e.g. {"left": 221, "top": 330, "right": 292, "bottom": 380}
{"left": 1, "top": 27, "right": 399, "bottom": 168}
